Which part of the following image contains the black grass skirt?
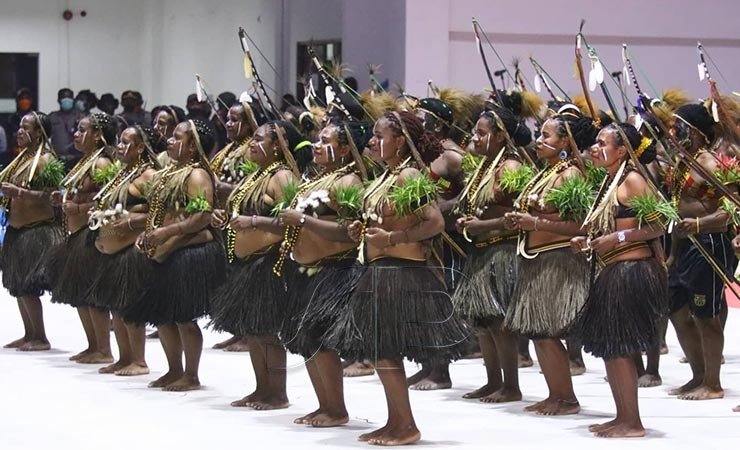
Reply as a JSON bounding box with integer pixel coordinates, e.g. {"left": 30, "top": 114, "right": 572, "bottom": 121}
{"left": 123, "top": 240, "right": 225, "bottom": 326}
{"left": 51, "top": 228, "right": 103, "bottom": 307}
{"left": 504, "top": 248, "right": 589, "bottom": 339}
{"left": 323, "top": 258, "right": 472, "bottom": 363}
{"left": 282, "top": 259, "right": 365, "bottom": 358}
{"left": 85, "top": 246, "right": 154, "bottom": 311}
{"left": 208, "top": 247, "right": 293, "bottom": 336}
{"left": 452, "top": 241, "right": 517, "bottom": 328}
{"left": 572, "top": 258, "right": 668, "bottom": 360}
{"left": 0, "top": 223, "right": 64, "bottom": 298}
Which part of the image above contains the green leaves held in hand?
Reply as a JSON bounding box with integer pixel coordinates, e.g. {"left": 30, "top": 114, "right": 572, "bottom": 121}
{"left": 270, "top": 179, "right": 299, "bottom": 216}
{"left": 628, "top": 194, "right": 680, "bottom": 228}
{"left": 334, "top": 183, "right": 363, "bottom": 221}
{"left": 32, "top": 159, "right": 65, "bottom": 189}
{"left": 92, "top": 160, "right": 122, "bottom": 186}
{"left": 389, "top": 173, "right": 439, "bottom": 217}
{"left": 500, "top": 165, "right": 536, "bottom": 194}
{"left": 544, "top": 175, "right": 594, "bottom": 222}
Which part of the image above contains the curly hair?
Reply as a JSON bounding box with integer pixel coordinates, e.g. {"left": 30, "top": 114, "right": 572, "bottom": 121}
{"left": 383, "top": 110, "right": 443, "bottom": 166}
{"left": 480, "top": 106, "right": 532, "bottom": 147}
{"left": 548, "top": 112, "right": 598, "bottom": 150}
{"left": 131, "top": 125, "right": 168, "bottom": 162}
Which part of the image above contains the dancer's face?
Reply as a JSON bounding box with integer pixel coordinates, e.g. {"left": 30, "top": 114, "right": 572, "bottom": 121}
{"left": 535, "top": 119, "right": 566, "bottom": 161}
{"left": 313, "top": 125, "right": 346, "bottom": 168}
{"left": 226, "top": 106, "right": 251, "bottom": 142}
{"left": 116, "top": 128, "right": 142, "bottom": 165}
{"left": 368, "top": 117, "right": 404, "bottom": 162}
{"left": 590, "top": 128, "right": 625, "bottom": 168}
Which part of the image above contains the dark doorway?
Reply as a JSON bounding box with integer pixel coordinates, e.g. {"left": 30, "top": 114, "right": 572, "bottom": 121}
{"left": 296, "top": 40, "right": 341, "bottom": 106}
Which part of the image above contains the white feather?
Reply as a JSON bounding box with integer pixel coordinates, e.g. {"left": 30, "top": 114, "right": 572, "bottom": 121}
{"left": 303, "top": 95, "right": 312, "bottom": 110}
{"left": 621, "top": 45, "right": 628, "bottom": 65}
{"left": 534, "top": 74, "right": 542, "bottom": 93}
{"left": 588, "top": 69, "right": 597, "bottom": 92}
{"left": 634, "top": 114, "right": 644, "bottom": 131}
{"left": 239, "top": 91, "right": 252, "bottom": 103}
{"left": 624, "top": 66, "right": 631, "bottom": 86}
{"left": 594, "top": 60, "right": 604, "bottom": 84}
{"left": 711, "top": 100, "right": 720, "bottom": 122}
{"left": 698, "top": 63, "right": 705, "bottom": 81}
{"left": 195, "top": 76, "right": 205, "bottom": 102}
{"left": 325, "top": 85, "right": 336, "bottom": 105}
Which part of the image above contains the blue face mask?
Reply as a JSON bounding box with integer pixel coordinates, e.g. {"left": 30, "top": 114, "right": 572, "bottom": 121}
{"left": 75, "top": 99, "right": 86, "bottom": 112}
{"left": 60, "top": 98, "right": 74, "bottom": 111}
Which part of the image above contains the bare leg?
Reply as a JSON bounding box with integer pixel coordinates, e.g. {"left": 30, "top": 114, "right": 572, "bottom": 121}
{"left": 212, "top": 334, "right": 240, "bottom": 349}
{"left": 591, "top": 357, "right": 646, "bottom": 438}
{"left": 99, "top": 313, "right": 131, "bottom": 373}
{"left": 481, "top": 326, "right": 522, "bottom": 403}
{"left": 365, "top": 359, "right": 421, "bottom": 446}
{"left": 343, "top": 360, "right": 375, "bottom": 377}
{"left": 567, "top": 337, "right": 586, "bottom": 376}
{"left": 69, "top": 306, "right": 96, "bottom": 360}
{"left": 250, "top": 334, "right": 289, "bottom": 410}
{"left": 148, "top": 324, "right": 183, "bottom": 388}
{"left": 463, "top": 329, "right": 502, "bottom": 399}
{"left": 679, "top": 317, "right": 724, "bottom": 400}
{"left": 163, "top": 321, "right": 202, "bottom": 391}
{"left": 408, "top": 358, "right": 452, "bottom": 391}
{"left": 116, "top": 321, "right": 149, "bottom": 376}
{"left": 231, "top": 335, "right": 269, "bottom": 407}
{"left": 638, "top": 321, "right": 664, "bottom": 388}
{"left": 309, "top": 350, "right": 349, "bottom": 427}
{"left": 518, "top": 335, "right": 534, "bottom": 368}
{"left": 295, "top": 358, "right": 326, "bottom": 424}
{"left": 669, "top": 306, "right": 704, "bottom": 395}
{"left": 78, "top": 307, "right": 113, "bottom": 363}
{"left": 224, "top": 336, "right": 251, "bottom": 352}
{"left": 526, "top": 339, "right": 580, "bottom": 415}
{"left": 4, "top": 298, "right": 32, "bottom": 348}
{"left": 15, "top": 297, "right": 51, "bottom": 351}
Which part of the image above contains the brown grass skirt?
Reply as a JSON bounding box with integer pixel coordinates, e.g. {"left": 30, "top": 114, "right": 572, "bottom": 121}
{"left": 0, "top": 223, "right": 64, "bottom": 298}
{"left": 323, "top": 258, "right": 473, "bottom": 363}
{"left": 504, "top": 248, "right": 589, "bottom": 339}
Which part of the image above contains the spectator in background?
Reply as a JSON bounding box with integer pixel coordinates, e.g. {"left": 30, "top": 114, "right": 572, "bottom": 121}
{"left": 3, "top": 88, "right": 35, "bottom": 158}
{"left": 0, "top": 126, "right": 7, "bottom": 167}
{"left": 212, "top": 91, "right": 237, "bottom": 152}
{"left": 97, "top": 93, "right": 119, "bottom": 115}
{"left": 48, "top": 88, "right": 82, "bottom": 164}
{"left": 75, "top": 89, "right": 98, "bottom": 115}
{"left": 120, "top": 90, "right": 151, "bottom": 126}
{"left": 280, "top": 93, "right": 298, "bottom": 112}
{"left": 185, "top": 93, "right": 212, "bottom": 122}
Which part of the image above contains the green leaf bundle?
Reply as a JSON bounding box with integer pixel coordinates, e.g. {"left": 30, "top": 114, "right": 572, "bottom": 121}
{"left": 92, "top": 160, "right": 122, "bottom": 186}
{"left": 334, "top": 183, "right": 363, "bottom": 222}
{"left": 627, "top": 194, "right": 680, "bottom": 228}
{"left": 270, "top": 179, "right": 300, "bottom": 216}
{"left": 184, "top": 190, "right": 212, "bottom": 214}
{"left": 31, "top": 159, "right": 65, "bottom": 189}
{"left": 544, "top": 175, "right": 595, "bottom": 222}
{"left": 500, "top": 165, "right": 536, "bottom": 194}
{"left": 389, "top": 173, "right": 440, "bottom": 217}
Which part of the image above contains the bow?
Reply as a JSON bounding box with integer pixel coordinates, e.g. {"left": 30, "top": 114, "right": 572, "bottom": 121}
{"left": 697, "top": 42, "right": 736, "bottom": 140}
{"left": 472, "top": 18, "right": 503, "bottom": 106}
{"left": 238, "top": 27, "right": 283, "bottom": 121}
{"left": 529, "top": 57, "right": 570, "bottom": 102}
{"left": 574, "top": 21, "right": 600, "bottom": 124}
{"left": 194, "top": 74, "right": 227, "bottom": 128}
{"left": 307, "top": 45, "right": 355, "bottom": 121}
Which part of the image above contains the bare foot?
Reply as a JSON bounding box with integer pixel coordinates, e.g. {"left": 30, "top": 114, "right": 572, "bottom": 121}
{"left": 147, "top": 330, "right": 159, "bottom": 339}
{"left": 409, "top": 377, "right": 451, "bottom": 391}
{"left": 596, "top": 422, "right": 646, "bottom": 438}
{"left": 98, "top": 361, "right": 128, "bottom": 374}
{"left": 343, "top": 361, "right": 375, "bottom": 377}
{"left": 463, "top": 383, "right": 500, "bottom": 399}
{"left": 659, "top": 345, "right": 668, "bottom": 355}
{"left": 163, "top": 375, "right": 201, "bottom": 392}
{"left": 569, "top": 360, "right": 586, "bottom": 376}
{"left": 359, "top": 425, "right": 390, "bottom": 442}
{"left": 3, "top": 336, "right": 29, "bottom": 349}
{"left": 480, "top": 387, "right": 522, "bottom": 403}
{"left": 68, "top": 348, "right": 93, "bottom": 361}
{"left": 518, "top": 354, "right": 534, "bottom": 368}
{"left": 251, "top": 396, "right": 289, "bottom": 410}
{"left": 668, "top": 378, "right": 702, "bottom": 396}
{"left": 294, "top": 409, "right": 322, "bottom": 424}
{"left": 224, "top": 337, "right": 251, "bottom": 352}
{"left": 524, "top": 398, "right": 551, "bottom": 412}
{"left": 637, "top": 373, "right": 662, "bottom": 388}
{"left": 212, "top": 335, "right": 241, "bottom": 349}
{"left": 18, "top": 340, "right": 51, "bottom": 352}
{"left": 231, "top": 391, "right": 268, "bottom": 407}
{"left": 115, "top": 363, "right": 150, "bottom": 376}
{"left": 535, "top": 398, "right": 580, "bottom": 416}
{"left": 367, "top": 425, "right": 421, "bottom": 446}
{"left": 677, "top": 385, "right": 724, "bottom": 401}
{"left": 309, "top": 412, "right": 349, "bottom": 428}
{"left": 148, "top": 371, "right": 183, "bottom": 388}
{"left": 733, "top": 405, "right": 740, "bottom": 412}
{"left": 679, "top": 356, "right": 688, "bottom": 363}
{"left": 77, "top": 351, "right": 114, "bottom": 364}
{"left": 406, "top": 368, "right": 429, "bottom": 387}
{"left": 589, "top": 418, "right": 618, "bottom": 433}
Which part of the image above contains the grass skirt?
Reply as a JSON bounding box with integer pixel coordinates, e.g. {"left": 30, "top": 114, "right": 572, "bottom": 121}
{"left": 51, "top": 228, "right": 103, "bottom": 307}
{"left": 85, "top": 246, "right": 154, "bottom": 311}
{"left": 208, "top": 247, "right": 293, "bottom": 336}
{"left": 282, "top": 259, "right": 365, "bottom": 358}
{"left": 572, "top": 258, "right": 668, "bottom": 360}
{"left": 504, "top": 248, "right": 589, "bottom": 339}
{"left": 452, "top": 241, "right": 517, "bottom": 328}
{"left": 323, "top": 258, "right": 472, "bottom": 363}
{"left": 123, "top": 240, "right": 225, "bottom": 326}
{"left": 0, "top": 223, "right": 64, "bottom": 297}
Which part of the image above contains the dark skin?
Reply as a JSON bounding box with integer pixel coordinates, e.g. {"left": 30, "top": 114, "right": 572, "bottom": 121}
{"left": 454, "top": 117, "right": 522, "bottom": 403}
{"left": 571, "top": 128, "right": 665, "bottom": 438}
{"left": 0, "top": 115, "right": 57, "bottom": 351}
{"left": 212, "top": 124, "right": 295, "bottom": 410}
{"left": 135, "top": 122, "right": 215, "bottom": 392}
{"left": 504, "top": 119, "right": 586, "bottom": 416}
{"left": 666, "top": 120, "right": 732, "bottom": 401}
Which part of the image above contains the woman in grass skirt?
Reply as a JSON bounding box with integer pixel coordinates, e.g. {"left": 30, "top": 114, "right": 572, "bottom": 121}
{"left": 504, "top": 111, "right": 598, "bottom": 416}
{"left": 571, "top": 123, "right": 669, "bottom": 437}
{"left": 276, "top": 117, "right": 371, "bottom": 427}
{"left": 326, "top": 111, "right": 471, "bottom": 446}
{"left": 208, "top": 121, "right": 305, "bottom": 409}
{"left": 128, "top": 119, "right": 225, "bottom": 392}
{"left": 84, "top": 125, "right": 163, "bottom": 376}
{"left": 0, "top": 112, "right": 65, "bottom": 351}
{"left": 51, "top": 113, "right": 116, "bottom": 363}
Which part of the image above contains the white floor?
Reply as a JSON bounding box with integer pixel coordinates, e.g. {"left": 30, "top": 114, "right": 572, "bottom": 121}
{"left": 1, "top": 294, "right": 739, "bottom": 450}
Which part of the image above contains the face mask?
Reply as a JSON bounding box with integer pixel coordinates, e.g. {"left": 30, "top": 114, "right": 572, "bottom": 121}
{"left": 60, "top": 98, "right": 74, "bottom": 111}
{"left": 75, "top": 100, "right": 86, "bottom": 112}
{"left": 18, "top": 99, "right": 32, "bottom": 111}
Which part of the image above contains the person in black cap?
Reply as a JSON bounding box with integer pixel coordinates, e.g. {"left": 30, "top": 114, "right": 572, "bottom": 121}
{"left": 120, "top": 90, "right": 151, "bottom": 126}
{"left": 97, "top": 93, "right": 119, "bottom": 116}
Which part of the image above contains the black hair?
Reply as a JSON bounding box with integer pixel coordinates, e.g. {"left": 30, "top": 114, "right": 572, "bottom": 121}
{"left": 674, "top": 103, "right": 715, "bottom": 144}
{"left": 268, "top": 120, "right": 311, "bottom": 172}
{"left": 218, "top": 92, "right": 237, "bottom": 109}
{"left": 328, "top": 117, "right": 373, "bottom": 150}
{"left": 151, "top": 105, "right": 187, "bottom": 125}
{"left": 493, "top": 90, "right": 524, "bottom": 117}
{"left": 57, "top": 88, "right": 73, "bottom": 100}
{"left": 328, "top": 91, "right": 365, "bottom": 122}
{"left": 188, "top": 119, "right": 215, "bottom": 154}
{"left": 286, "top": 105, "right": 318, "bottom": 135}
{"left": 23, "top": 111, "right": 52, "bottom": 142}
{"left": 383, "top": 111, "right": 443, "bottom": 166}
{"left": 130, "top": 125, "right": 168, "bottom": 155}
{"left": 418, "top": 98, "right": 454, "bottom": 125}
{"left": 480, "top": 105, "right": 532, "bottom": 147}
{"left": 607, "top": 122, "right": 656, "bottom": 165}
{"left": 549, "top": 113, "right": 598, "bottom": 150}
{"left": 78, "top": 89, "right": 99, "bottom": 109}
{"left": 88, "top": 113, "right": 118, "bottom": 146}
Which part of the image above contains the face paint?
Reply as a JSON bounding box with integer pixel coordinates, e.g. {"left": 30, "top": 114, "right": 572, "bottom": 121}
{"left": 380, "top": 139, "right": 384, "bottom": 158}
{"left": 328, "top": 144, "right": 335, "bottom": 162}
{"left": 81, "top": 131, "right": 88, "bottom": 145}
{"left": 258, "top": 142, "right": 267, "bottom": 157}
{"left": 537, "top": 137, "right": 557, "bottom": 151}
{"left": 485, "top": 133, "right": 491, "bottom": 153}
{"left": 177, "top": 141, "right": 183, "bottom": 158}
{"left": 601, "top": 148, "right": 608, "bottom": 162}
{"left": 162, "top": 125, "right": 169, "bottom": 137}
{"left": 236, "top": 122, "right": 242, "bottom": 137}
